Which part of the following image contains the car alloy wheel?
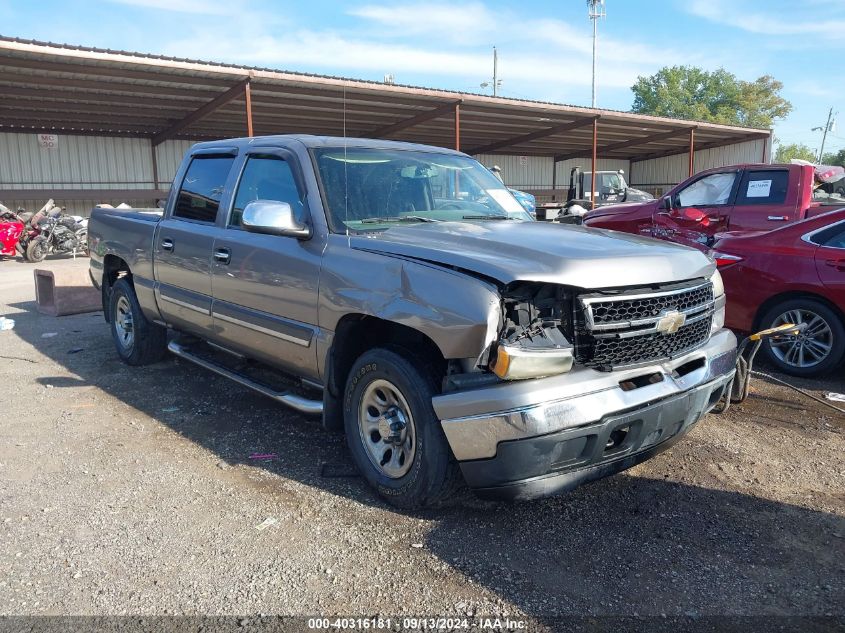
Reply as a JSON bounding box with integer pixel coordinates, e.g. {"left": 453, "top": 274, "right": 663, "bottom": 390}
{"left": 769, "top": 308, "right": 833, "bottom": 369}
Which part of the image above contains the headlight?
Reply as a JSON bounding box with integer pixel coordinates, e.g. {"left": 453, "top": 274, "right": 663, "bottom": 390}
{"left": 490, "top": 342, "right": 574, "bottom": 380}
{"left": 710, "top": 269, "right": 724, "bottom": 298}
{"left": 710, "top": 270, "right": 726, "bottom": 334}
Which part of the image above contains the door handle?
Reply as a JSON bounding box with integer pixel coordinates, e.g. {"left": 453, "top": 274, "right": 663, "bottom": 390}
{"left": 161, "top": 238, "right": 174, "bottom": 251}
{"left": 825, "top": 259, "right": 845, "bottom": 272}
{"left": 213, "top": 248, "right": 231, "bottom": 265}
{"left": 767, "top": 216, "right": 789, "bottom": 221}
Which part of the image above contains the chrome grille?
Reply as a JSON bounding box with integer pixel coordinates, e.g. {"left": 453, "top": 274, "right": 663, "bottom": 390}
{"left": 588, "top": 284, "right": 714, "bottom": 328}
{"left": 575, "top": 281, "right": 714, "bottom": 370}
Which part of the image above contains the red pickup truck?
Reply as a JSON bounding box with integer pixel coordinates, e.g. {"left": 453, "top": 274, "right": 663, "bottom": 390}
{"left": 583, "top": 163, "right": 844, "bottom": 248}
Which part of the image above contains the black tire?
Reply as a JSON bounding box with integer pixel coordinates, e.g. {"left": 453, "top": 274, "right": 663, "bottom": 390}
{"left": 759, "top": 298, "right": 845, "bottom": 377}
{"left": 26, "top": 236, "right": 47, "bottom": 262}
{"left": 343, "top": 348, "right": 461, "bottom": 508}
{"left": 108, "top": 278, "right": 168, "bottom": 366}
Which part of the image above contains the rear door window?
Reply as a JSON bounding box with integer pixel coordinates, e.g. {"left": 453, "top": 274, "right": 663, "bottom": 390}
{"left": 736, "top": 170, "right": 789, "bottom": 205}
{"left": 677, "top": 172, "right": 737, "bottom": 207}
{"left": 173, "top": 156, "right": 235, "bottom": 223}
{"left": 809, "top": 221, "right": 845, "bottom": 248}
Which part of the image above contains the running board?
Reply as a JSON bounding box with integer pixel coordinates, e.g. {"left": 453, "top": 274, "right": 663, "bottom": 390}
{"left": 167, "top": 340, "right": 323, "bottom": 416}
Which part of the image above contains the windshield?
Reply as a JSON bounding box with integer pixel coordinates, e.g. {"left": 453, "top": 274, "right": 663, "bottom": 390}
{"left": 313, "top": 148, "right": 533, "bottom": 232}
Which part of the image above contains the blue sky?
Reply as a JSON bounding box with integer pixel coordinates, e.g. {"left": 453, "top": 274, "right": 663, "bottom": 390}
{"left": 1, "top": 0, "right": 843, "bottom": 155}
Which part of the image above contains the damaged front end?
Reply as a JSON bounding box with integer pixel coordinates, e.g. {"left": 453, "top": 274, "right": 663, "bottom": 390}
{"left": 488, "top": 283, "right": 576, "bottom": 381}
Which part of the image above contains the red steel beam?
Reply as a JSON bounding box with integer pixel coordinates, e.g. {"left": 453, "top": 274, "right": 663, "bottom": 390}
{"left": 152, "top": 77, "right": 250, "bottom": 146}
{"left": 454, "top": 103, "right": 460, "bottom": 151}
{"left": 367, "top": 100, "right": 462, "bottom": 139}
{"left": 689, "top": 128, "right": 696, "bottom": 177}
{"left": 554, "top": 126, "right": 692, "bottom": 163}
{"left": 469, "top": 115, "right": 599, "bottom": 156}
{"left": 628, "top": 133, "right": 769, "bottom": 162}
{"left": 245, "top": 79, "right": 254, "bottom": 137}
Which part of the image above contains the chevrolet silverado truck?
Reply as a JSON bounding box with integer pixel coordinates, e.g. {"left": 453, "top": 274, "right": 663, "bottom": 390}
{"left": 88, "top": 135, "right": 737, "bottom": 507}
{"left": 584, "top": 162, "right": 843, "bottom": 249}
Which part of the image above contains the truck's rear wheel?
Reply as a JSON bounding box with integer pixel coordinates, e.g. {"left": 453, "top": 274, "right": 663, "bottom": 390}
{"left": 343, "top": 348, "right": 461, "bottom": 508}
{"left": 108, "top": 278, "right": 167, "bottom": 366}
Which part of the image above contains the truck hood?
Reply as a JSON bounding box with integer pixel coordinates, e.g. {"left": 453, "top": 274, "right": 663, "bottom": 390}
{"left": 350, "top": 221, "right": 714, "bottom": 288}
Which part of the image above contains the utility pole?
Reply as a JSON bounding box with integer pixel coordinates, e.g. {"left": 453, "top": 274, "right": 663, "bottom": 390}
{"left": 588, "top": 0, "right": 605, "bottom": 108}
{"left": 814, "top": 107, "right": 835, "bottom": 162}
{"left": 493, "top": 46, "right": 498, "bottom": 97}
{"left": 480, "top": 46, "right": 501, "bottom": 96}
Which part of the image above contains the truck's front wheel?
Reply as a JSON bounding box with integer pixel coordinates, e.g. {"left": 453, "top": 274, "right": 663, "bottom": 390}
{"left": 108, "top": 278, "right": 167, "bottom": 366}
{"left": 343, "top": 348, "right": 461, "bottom": 508}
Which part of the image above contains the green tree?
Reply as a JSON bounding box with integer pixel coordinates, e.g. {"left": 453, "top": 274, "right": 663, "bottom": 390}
{"left": 631, "top": 66, "right": 792, "bottom": 129}
{"left": 774, "top": 143, "right": 817, "bottom": 164}
{"left": 821, "top": 149, "right": 845, "bottom": 166}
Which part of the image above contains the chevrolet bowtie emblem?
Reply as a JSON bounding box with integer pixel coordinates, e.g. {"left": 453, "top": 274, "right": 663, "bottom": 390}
{"left": 656, "top": 310, "right": 686, "bottom": 335}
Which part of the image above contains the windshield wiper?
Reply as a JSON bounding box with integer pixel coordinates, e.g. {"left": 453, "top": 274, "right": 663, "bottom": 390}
{"left": 359, "top": 215, "right": 438, "bottom": 224}
{"left": 461, "top": 214, "right": 515, "bottom": 220}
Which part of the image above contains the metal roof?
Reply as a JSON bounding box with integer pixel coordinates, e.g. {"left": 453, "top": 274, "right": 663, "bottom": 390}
{"left": 0, "top": 36, "right": 770, "bottom": 162}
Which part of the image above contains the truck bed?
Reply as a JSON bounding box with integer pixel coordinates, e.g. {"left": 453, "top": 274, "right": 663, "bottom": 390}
{"left": 89, "top": 207, "right": 163, "bottom": 286}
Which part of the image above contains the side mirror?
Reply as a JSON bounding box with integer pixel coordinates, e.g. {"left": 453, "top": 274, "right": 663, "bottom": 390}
{"left": 659, "top": 196, "right": 673, "bottom": 211}
{"left": 242, "top": 200, "right": 311, "bottom": 239}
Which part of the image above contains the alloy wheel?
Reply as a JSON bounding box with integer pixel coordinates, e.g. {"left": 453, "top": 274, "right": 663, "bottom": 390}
{"left": 769, "top": 309, "right": 834, "bottom": 369}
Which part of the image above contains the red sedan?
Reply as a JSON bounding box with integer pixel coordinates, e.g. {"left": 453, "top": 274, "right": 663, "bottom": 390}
{"left": 711, "top": 208, "right": 845, "bottom": 377}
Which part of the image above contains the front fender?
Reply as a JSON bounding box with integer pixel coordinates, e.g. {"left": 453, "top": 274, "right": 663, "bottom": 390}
{"left": 318, "top": 235, "right": 502, "bottom": 363}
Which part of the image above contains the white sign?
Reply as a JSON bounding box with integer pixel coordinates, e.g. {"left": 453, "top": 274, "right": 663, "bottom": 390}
{"left": 518, "top": 155, "right": 528, "bottom": 167}
{"left": 746, "top": 179, "right": 772, "bottom": 198}
{"left": 37, "top": 134, "right": 58, "bottom": 150}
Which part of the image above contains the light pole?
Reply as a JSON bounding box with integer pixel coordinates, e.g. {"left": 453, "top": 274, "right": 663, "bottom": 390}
{"left": 813, "top": 107, "right": 836, "bottom": 163}
{"left": 587, "top": 0, "right": 605, "bottom": 108}
{"left": 480, "top": 46, "right": 501, "bottom": 96}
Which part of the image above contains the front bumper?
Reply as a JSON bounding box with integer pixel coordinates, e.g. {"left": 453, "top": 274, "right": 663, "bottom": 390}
{"left": 433, "top": 329, "right": 737, "bottom": 500}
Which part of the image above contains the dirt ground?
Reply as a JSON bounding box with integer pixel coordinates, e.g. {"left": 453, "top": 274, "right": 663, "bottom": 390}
{"left": 0, "top": 257, "right": 843, "bottom": 622}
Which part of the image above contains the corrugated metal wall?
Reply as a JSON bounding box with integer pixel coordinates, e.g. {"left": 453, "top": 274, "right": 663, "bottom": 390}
{"left": 155, "top": 140, "right": 194, "bottom": 186}
{"left": 629, "top": 138, "right": 768, "bottom": 196}
{"left": 473, "top": 154, "right": 630, "bottom": 190}
{"left": 0, "top": 132, "right": 154, "bottom": 190}
{"left": 554, "top": 158, "right": 630, "bottom": 186}
{"left": 473, "top": 154, "right": 553, "bottom": 189}
{"left": 0, "top": 132, "right": 768, "bottom": 214}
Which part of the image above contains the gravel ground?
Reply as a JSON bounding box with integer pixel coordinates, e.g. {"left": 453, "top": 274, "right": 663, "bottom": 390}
{"left": 0, "top": 257, "right": 843, "bottom": 620}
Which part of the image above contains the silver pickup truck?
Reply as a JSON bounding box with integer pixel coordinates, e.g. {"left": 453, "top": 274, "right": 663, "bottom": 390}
{"left": 88, "top": 135, "right": 737, "bottom": 507}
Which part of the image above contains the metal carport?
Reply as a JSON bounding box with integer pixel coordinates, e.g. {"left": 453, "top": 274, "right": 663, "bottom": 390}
{"left": 0, "top": 36, "right": 771, "bottom": 207}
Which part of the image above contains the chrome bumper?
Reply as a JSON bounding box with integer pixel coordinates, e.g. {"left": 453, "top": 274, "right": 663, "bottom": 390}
{"left": 433, "top": 329, "right": 737, "bottom": 462}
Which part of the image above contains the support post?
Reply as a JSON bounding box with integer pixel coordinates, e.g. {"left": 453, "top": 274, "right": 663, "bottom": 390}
{"left": 590, "top": 118, "right": 598, "bottom": 209}
{"left": 688, "top": 128, "right": 696, "bottom": 177}
{"left": 244, "top": 79, "right": 254, "bottom": 137}
{"left": 454, "top": 103, "right": 460, "bottom": 151}
{"left": 761, "top": 136, "right": 768, "bottom": 163}
{"left": 150, "top": 139, "right": 159, "bottom": 189}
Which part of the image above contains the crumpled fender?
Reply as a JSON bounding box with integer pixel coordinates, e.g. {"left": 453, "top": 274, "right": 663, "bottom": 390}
{"left": 317, "top": 236, "right": 503, "bottom": 370}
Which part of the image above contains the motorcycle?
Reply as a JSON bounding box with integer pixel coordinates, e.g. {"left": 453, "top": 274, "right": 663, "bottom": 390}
{"left": 0, "top": 202, "right": 26, "bottom": 259}
{"left": 25, "top": 205, "right": 89, "bottom": 262}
